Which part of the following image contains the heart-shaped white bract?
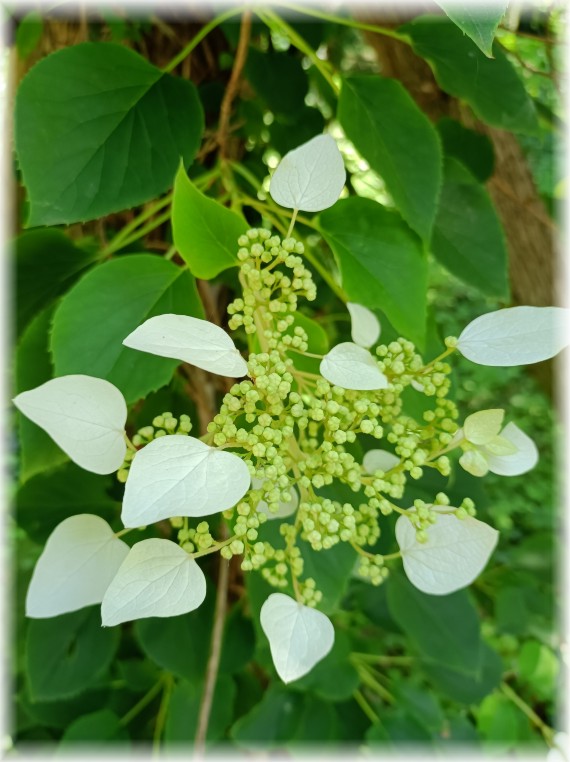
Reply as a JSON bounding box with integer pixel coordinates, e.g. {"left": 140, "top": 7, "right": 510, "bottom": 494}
{"left": 101, "top": 539, "right": 207, "bottom": 626}
{"left": 457, "top": 306, "right": 570, "bottom": 366}
{"left": 485, "top": 422, "right": 539, "bottom": 476}
{"left": 26, "top": 515, "right": 130, "bottom": 618}
{"left": 363, "top": 449, "right": 400, "bottom": 474}
{"left": 396, "top": 512, "right": 499, "bottom": 595}
{"left": 13, "top": 375, "right": 127, "bottom": 474}
{"left": 269, "top": 134, "right": 346, "bottom": 213}
{"left": 260, "top": 593, "right": 334, "bottom": 683}
{"left": 320, "top": 342, "right": 388, "bottom": 391}
{"left": 253, "top": 478, "right": 299, "bottom": 520}
{"left": 123, "top": 314, "right": 248, "bottom": 378}
{"left": 347, "top": 303, "right": 381, "bottom": 349}
{"left": 121, "top": 435, "right": 251, "bottom": 528}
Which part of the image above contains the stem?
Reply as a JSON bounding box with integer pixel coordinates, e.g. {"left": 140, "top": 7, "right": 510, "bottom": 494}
{"left": 162, "top": 6, "right": 246, "bottom": 73}
{"left": 153, "top": 673, "right": 174, "bottom": 753}
{"left": 194, "top": 552, "right": 230, "bottom": 754}
{"left": 217, "top": 11, "right": 252, "bottom": 157}
{"left": 124, "top": 434, "right": 137, "bottom": 451}
{"left": 286, "top": 208, "right": 299, "bottom": 238}
{"left": 301, "top": 246, "right": 347, "bottom": 302}
{"left": 109, "top": 209, "right": 172, "bottom": 253}
{"left": 105, "top": 193, "right": 173, "bottom": 254}
{"left": 191, "top": 535, "right": 237, "bottom": 560}
{"left": 115, "top": 527, "right": 133, "bottom": 539}
{"left": 287, "top": 347, "right": 323, "bottom": 360}
{"left": 354, "top": 689, "right": 380, "bottom": 724}
{"left": 500, "top": 681, "right": 556, "bottom": 747}
{"left": 352, "top": 653, "right": 414, "bottom": 666}
{"left": 418, "top": 346, "right": 456, "bottom": 374}
{"left": 119, "top": 678, "right": 165, "bottom": 727}
{"left": 356, "top": 664, "right": 395, "bottom": 704}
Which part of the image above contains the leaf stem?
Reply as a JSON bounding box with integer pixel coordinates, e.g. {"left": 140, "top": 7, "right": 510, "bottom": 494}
{"left": 353, "top": 689, "right": 380, "bottom": 724}
{"left": 153, "top": 673, "right": 174, "bottom": 753}
{"left": 500, "top": 681, "right": 556, "bottom": 747}
{"left": 191, "top": 534, "right": 237, "bottom": 560}
{"left": 118, "top": 677, "right": 165, "bottom": 727}
{"left": 286, "top": 208, "right": 299, "bottom": 238}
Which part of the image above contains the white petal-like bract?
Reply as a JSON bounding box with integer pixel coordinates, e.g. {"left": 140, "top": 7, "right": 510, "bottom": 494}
{"left": 253, "top": 478, "right": 299, "bottom": 520}
{"left": 101, "top": 539, "right": 206, "bottom": 626}
{"left": 26, "top": 515, "right": 129, "bottom": 618}
{"left": 122, "top": 435, "right": 251, "bottom": 527}
{"left": 13, "top": 375, "right": 127, "bottom": 474}
{"left": 347, "top": 303, "right": 381, "bottom": 348}
{"left": 123, "top": 314, "right": 248, "bottom": 378}
{"left": 320, "top": 342, "right": 388, "bottom": 391}
{"left": 363, "top": 449, "right": 400, "bottom": 474}
{"left": 260, "top": 593, "right": 334, "bottom": 683}
{"left": 486, "top": 422, "right": 539, "bottom": 476}
{"left": 457, "top": 306, "right": 569, "bottom": 366}
{"left": 269, "top": 134, "right": 346, "bottom": 213}
{"left": 396, "top": 513, "right": 499, "bottom": 595}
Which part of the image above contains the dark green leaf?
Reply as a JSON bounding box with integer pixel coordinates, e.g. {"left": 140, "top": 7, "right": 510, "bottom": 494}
{"left": 394, "top": 683, "right": 445, "bottom": 735}
{"left": 172, "top": 165, "right": 247, "bottom": 279}
{"left": 298, "top": 538, "right": 357, "bottom": 615}
{"left": 292, "top": 630, "right": 359, "bottom": 701}
{"left": 19, "top": 686, "right": 110, "bottom": 730}
{"left": 165, "top": 675, "right": 236, "bottom": 742}
{"left": 15, "top": 229, "right": 98, "bottom": 338}
{"left": 319, "top": 197, "right": 428, "bottom": 347}
{"left": 117, "top": 659, "right": 160, "bottom": 693}
{"left": 403, "top": 17, "right": 539, "bottom": 135}
{"left": 376, "top": 709, "right": 433, "bottom": 742}
{"left": 230, "top": 685, "right": 304, "bottom": 746}
{"left": 338, "top": 75, "right": 442, "bottom": 242}
{"left": 425, "top": 642, "right": 503, "bottom": 703}
{"left": 431, "top": 158, "right": 509, "bottom": 296}
{"left": 17, "top": 462, "right": 118, "bottom": 544}
{"left": 50, "top": 254, "right": 204, "bottom": 404}
{"left": 16, "top": 42, "right": 204, "bottom": 226}
{"left": 219, "top": 604, "right": 256, "bottom": 675}
{"left": 386, "top": 574, "right": 482, "bottom": 675}
{"left": 60, "top": 709, "right": 128, "bottom": 743}
{"left": 245, "top": 48, "right": 308, "bottom": 115}
{"left": 293, "top": 695, "right": 338, "bottom": 741}
{"left": 434, "top": 2, "right": 508, "bottom": 57}
{"left": 26, "top": 608, "right": 120, "bottom": 701}
{"left": 496, "top": 587, "right": 529, "bottom": 635}
{"left": 437, "top": 118, "right": 494, "bottom": 182}
{"left": 270, "top": 106, "right": 325, "bottom": 156}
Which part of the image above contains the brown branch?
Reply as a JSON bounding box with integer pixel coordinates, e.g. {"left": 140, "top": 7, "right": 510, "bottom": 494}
{"left": 216, "top": 10, "right": 252, "bottom": 158}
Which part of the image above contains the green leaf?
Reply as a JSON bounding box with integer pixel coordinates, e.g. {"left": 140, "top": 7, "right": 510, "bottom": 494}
{"left": 219, "top": 604, "right": 256, "bottom": 675}
{"left": 19, "top": 686, "right": 110, "bottom": 730}
{"left": 298, "top": 538, "right": 357, "bottom": 615}
{"left": 172, "top": 165, "right": 247, "bottom": 279}
{"left": 437, "top": 118, "right": 494, "bottom": 182}
{"left": 292, "top": 630, "right": 359, "bottom": 701}
{"left": 15, "top": 306, "right": 67, "bottom": 483}
{"left": 270, "top": 106, "right": 325, "bottom": 157}
{"left": 338, "top": 75, "right": 442, "bottom": 242}
{"left": 17, "top": 463, "right": 118, "bottom": 544}
{"left": 16, "top": 12, "right": 43, "bottom": 59}
{"left": 15, "top": 42, "right": 204, "bottom": 226}
{"left": 517, "top": 640, "right": 559, "bottom": 700}
{"left": 431, "top": 158, "right": 509, "bottom": 297}
{"left": 50, "top": 254, "right": 204, "bottom": 404}
{"left": 244, "top": 48, "right": 308, "bottom": 116}
{"left": 15, "top": 229, "right": 99, "bottom": 338}
{"left": 496, "top": 587, "right": 529, "bottom": 636}
{"left": 231, "top": 685, "right": 305, "bottom": 746}
{"left": 434, "top": 2, "right": 508, "bottom": 57}
{"left": 372, "top": 710, "right": 433, "bottom": 743}
{"left": 60, "top": 709, "right": 128, "bottom": 743}
{"left": 293, "top": 695, "right": 338, "bottom": 742}
{"left": 424, "top": 642, "right": 503, "bottom": 703}
{"left": 165, "top": 675, "right": 236, "bottom": 742}
{"left": 318, "top": 197, "right": 428, "bottom": 347}
{"left": 477, "top": 693, "right": 522, "bottom": 743}
{"left": 386, "top": 574, "right": 481, "bottom": 675}
{"left": 403, "top": 17, "right": 539, "bottom": 135}
{"left": 26, "top": 608, "right": 120, "bottom": 701}
{"left": 394, "top": 683, "right": 445, "bottom": 736}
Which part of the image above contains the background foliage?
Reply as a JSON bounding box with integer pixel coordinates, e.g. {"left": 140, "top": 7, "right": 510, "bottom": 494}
{"left": 10, "top": 1, "right": 562, "bottom": 753}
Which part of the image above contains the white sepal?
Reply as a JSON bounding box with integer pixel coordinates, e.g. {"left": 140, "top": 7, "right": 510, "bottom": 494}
{"left": 464, "top": 409, "right": 504, "bottom": 445}
{"left": 123, "top": 314, "right": 248, "bottom": 378}
{"left": 457, "top": 306, "right": 570, "bottom": 366}
{"left": 260, "top": 593, "right": 334, "bottom": 683}
{"left": 363, "top": 449, "right": 400, "bottom": 474}
{"left": 347, "top": 303, "right": 381, "bottom": 348}
{"left": 396, "top": 512, "right": 499, "bottom": 595}
{"left": 320, "top": 342, "right": 388, "bottom": 391}
{"left": 26, "top": 515, "right": 129, "bottom": 618}
{"left": 253, "top": 478, "right": 299, "bottom": 520}
{"left": 121, "top": 435, "right": 251, "bottom": 527}
{"left": 486, "top": 422, "right": 538, "bottom": 476}
{"left": 269, "top": 134, "right": 346, "bottom": 213}
{"left": 101, "top": 539, "right": 206, "bottom": 626}
{"left": 13, "top": 375, "right": 127, "bottom": 474}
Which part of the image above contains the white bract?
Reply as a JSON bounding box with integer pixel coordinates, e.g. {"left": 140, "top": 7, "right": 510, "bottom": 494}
{"left": 396, "top": 512, "right": 499, "bottom": 595}
{"left": 13, "top": 375, "right": 127, "bottom": 474}
{"left": 458, "top": 410, "right": 538, "bottom": 477}
{"left": 101, "top": 539, "right": 206, "bottom": 626}
{"left": 123, "top": 313, "right": 248, "bottom": 378}
{"left": 260, "top": 593, "right": 334, "bottom": 683}
{"left": 269, "top": 134, "right": 346, "bottom": 213}
{"left": 320, "top": 342, "right": 388, "bottom": 391}
{"left": 363, "top": 449, "right": 400, "bottom": 474}
{"left": 122, "top": 435, "right": 251, "bottom": 527}
{"left": 457, "top": 306, "right": 569, "bottom": 366}
{"left": 253, "top": 478, "right": 299, "bottom": 520}
{"left": 26, "top": 515, "right": 129, "bottom": 618}
{"left": 347, "top": 303, "right": 381, "bottom": 348}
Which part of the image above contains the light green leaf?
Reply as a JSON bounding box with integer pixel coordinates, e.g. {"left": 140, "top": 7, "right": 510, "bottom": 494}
{"left": 50, "top": 254, "right": 204, "bottom": 404}
{"left": 431, "top": 158, "right": 509, "bottom": 296}
{"left": 338, "top": 75, "right": 442, "bottom": 242}
{"left": 172, "top": 165, "right": 247, "bottom": 279}
{"left": 319, "top": 197, "right": 428, "bottom": 347}
{"left": 403, "top": 17, "right": 539, "bottom": 135}
{"left": 477, "top": 693, "right": 522, "bottom": 743}
{"left": 15, "top": 42, "right": 204, "bottom": 226}
{"left": 434, "top": 2, "right": 508, "bottom": 57}
{"left": 518, "top": 640, "right": 559, "bottom": 700}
